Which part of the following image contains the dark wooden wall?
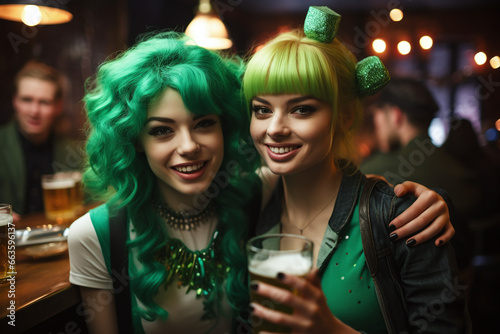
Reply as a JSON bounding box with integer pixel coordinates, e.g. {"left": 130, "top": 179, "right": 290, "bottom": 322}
{"left": 1, "top": 1, "right": 498, "bottom": 142}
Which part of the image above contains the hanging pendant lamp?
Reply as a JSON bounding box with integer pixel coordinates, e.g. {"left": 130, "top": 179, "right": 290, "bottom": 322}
{"left": 0, "top": 0, "right": 72, "bottom": 26}
{"left": 185, "top": 0, "right": 232, "bottom": 50}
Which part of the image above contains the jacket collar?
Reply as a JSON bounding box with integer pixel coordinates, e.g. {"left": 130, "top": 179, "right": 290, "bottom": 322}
{"left": 256, "top": 169, "right": 366, "bottom": 267}
{"left": 257, "top": 170, "right": 365, "bottom": 234}
{"left": 328, "top": 170, "right": 364, "bottom": 233}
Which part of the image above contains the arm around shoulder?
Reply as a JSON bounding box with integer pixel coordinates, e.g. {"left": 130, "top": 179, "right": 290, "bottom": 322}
{"left": 389, "top": 194, "right": 471, "bottom": 333}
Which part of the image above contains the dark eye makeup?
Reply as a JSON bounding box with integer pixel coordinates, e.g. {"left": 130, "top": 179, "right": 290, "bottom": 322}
{"left": 147, "top": 126, "right": 173, "bottom": 137}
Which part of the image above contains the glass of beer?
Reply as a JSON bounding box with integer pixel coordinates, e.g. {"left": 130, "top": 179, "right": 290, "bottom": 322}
{"left": 1, "top": 204, "right": 14, "bottom": 284}
{"left": 70, "top": 171, "right": 84, "bottom": 214}
{"left": 247, "top": 234, "right": 313, "bottom": 333}
{"left": 41, "top": 172, "right": 79, "bottom": 224}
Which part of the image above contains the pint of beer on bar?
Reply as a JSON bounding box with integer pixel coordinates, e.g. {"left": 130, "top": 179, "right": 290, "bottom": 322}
{"left": 41, "top": 171, "right": 82, "bottom": 224}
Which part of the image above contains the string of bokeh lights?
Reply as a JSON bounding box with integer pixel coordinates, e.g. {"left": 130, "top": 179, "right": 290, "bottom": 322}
{"left": 371, "top": 8, "right": 499, "bottom": 70}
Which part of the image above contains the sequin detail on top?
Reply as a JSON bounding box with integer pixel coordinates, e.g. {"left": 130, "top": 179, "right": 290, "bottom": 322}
{"left": 321, "top": 199, "right": 386, "bottom": 333}
{"left": 155, "top": 229, "right": 229, "bottom": 320}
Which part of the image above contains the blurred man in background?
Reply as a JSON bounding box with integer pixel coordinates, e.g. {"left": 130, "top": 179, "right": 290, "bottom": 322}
{"left": 0, "top": 61, "right": 81, "bottom": 218}
{"left": 360, "top": 77, "right": 481, "bottom": 268}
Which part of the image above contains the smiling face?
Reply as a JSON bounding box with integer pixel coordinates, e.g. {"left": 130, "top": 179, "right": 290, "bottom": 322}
{"left": 250, "top": 94, "right": 335, "bottom": 176}
{"left": 138, "top": 88, "right": 224, "bottom": 206}
{"left": 13, "top": 77, "right": 61, "bottom": 144}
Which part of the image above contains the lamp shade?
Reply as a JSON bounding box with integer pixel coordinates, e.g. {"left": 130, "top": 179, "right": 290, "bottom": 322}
{"left": 185, "top": 0, "right": 232, "bottom": 50}
{"left": 185, "top": 13, "right": 233, "bottom": 50}
{"left": 0, "top": 0, "right": 72, "bottom": 25}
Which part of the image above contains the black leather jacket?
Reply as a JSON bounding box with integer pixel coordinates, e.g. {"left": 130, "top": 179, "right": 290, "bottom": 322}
{"left": 256, "top": 171, "right": 471, "bottom": 333}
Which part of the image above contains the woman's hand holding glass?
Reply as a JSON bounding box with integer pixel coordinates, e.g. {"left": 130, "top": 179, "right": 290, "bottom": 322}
{"left": 250, "top": 268, "right": 358, "bottom": 334}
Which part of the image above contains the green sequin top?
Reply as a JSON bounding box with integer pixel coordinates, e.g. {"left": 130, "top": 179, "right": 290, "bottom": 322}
{"left": 321, "top": 200, "right": 387, "bottom": 333}
{"left": 263, "top": 200, "right": 386, "bottom": 332}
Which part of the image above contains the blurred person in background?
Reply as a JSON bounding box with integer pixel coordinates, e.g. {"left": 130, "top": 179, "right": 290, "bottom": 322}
{"left": 0, "top": 61, "right": 81, "bottom": 219}
{"left": 360, "top": 77, "right": 482, "bottom": 268}
{"left": 441, "top": 118, "right": 500, "bottom": 219}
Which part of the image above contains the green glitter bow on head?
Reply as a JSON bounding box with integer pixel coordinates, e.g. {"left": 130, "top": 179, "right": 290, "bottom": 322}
{"left": 304, "top": 6, "right": 390, "bottom": 97}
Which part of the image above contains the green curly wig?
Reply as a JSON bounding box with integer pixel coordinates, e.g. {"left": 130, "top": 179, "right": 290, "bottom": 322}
{"left": 83, "top": 31, "right": 259, "bottom": 323}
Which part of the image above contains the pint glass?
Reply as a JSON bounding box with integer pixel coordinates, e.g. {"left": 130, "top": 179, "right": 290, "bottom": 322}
{"left": 247, "top": 234, "right": 313, "bottom": 333}
{"left": 41, "top": 172, "right": 79, "bottom": 223}
{"left": 0, "top": 204, "right": 14, "bottom": 284}
{"left": 70, "top": 171, "right": 84, "bottom": 214}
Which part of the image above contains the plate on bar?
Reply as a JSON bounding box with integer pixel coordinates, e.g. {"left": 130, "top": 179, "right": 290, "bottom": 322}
{"left": 15, "top": 225, "right": 69, "bottom": 247}
{"left": 20, "top": 242, "right": 68, "bottom": 259}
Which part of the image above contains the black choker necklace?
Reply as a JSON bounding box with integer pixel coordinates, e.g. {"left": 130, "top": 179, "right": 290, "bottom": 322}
{"left": 154, "top": 201, "right": 216, "bottom": 231}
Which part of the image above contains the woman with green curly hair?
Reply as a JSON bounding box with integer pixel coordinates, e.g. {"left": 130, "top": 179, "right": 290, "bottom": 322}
{"left": 68, "top": 32, "right": 260, "bottom": 333}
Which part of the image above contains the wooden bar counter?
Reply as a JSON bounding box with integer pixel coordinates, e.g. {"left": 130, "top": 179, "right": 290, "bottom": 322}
{"left": 0, "top": 211, "right": 89, "bottom": 334}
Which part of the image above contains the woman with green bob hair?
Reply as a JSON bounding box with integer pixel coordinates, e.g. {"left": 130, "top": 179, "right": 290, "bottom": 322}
{"left": 245, "top": 6, "right": 469, "bottom": 334}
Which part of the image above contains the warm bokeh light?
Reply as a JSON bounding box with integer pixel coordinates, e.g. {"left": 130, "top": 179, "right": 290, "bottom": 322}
{"left": 21, "top": 5, "right": 41, "bottom": 26}
{"left": 495, "top": 119, "right": 500, "bottom": 131}
{"left": 0, "top": 3, "right": 72, "bottom": 25}
{"left": 397, "top": 41, "right": 411, "bottom": 55}
{"left": 372, "top": 39, "right": 386, "bottom": 53}
{"left": 390, "top": 8, "right": 403, "bottom": 22}
{"left": 490, "top": 56, "right": 500, "bottom": 69}
{"left": 474, "top": 52, "right": 487, "bottom": 65}
{"left": 253, "top": 44, "right": 265, "bottom": 54}
{"left": 419, "top": 36, "right": 433, "bottom": 50}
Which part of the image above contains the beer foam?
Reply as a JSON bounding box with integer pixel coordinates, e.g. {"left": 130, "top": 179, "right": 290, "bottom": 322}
{"left": 0, "top": 213, "right": 13, "bottom": 227}
{"left": 249, "top": 253, "right": 312, "bottom": 278}
{"left": 42, "top": 179, "right": 75, "bottom": 189}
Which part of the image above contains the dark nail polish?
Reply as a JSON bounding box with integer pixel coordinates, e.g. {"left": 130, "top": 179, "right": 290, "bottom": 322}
{"left": 277, "top": 272, "right": 286, "bottom": 280}
{"left": 407, "top": 239, "right": 417, "bottom": 247}
{"left": 389, "top": 233, "right": 398, "bottom": 241}
{"left": 250, "top": 283, "right": 258, "bottom": 291}
{"left": 249, "top": 304, "right": 255, "bottom": 312}
{"left": 388, "top": 224, "right": 396, "bottom": 233}
{"left": 438, "top": 240, "right": 444, "bottom": 246}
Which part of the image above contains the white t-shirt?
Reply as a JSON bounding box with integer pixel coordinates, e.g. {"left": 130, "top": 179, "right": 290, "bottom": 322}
{"left": 68, "top": 212, "right": 233, "bottom": 334}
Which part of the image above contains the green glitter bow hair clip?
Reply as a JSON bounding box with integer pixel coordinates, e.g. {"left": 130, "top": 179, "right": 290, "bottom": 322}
{"left": 304, "top": 6, "right": 391, "bottom": 97}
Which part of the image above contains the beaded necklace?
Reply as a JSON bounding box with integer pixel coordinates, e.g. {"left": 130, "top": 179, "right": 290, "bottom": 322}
{"left": 155, "top": 228, "right": 229, "bottom": 320}
{"left": 154, "top": 200, "right": 216, "bottom": 231}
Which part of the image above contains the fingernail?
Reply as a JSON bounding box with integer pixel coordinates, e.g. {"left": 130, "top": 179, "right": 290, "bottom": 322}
{"left": 389, "top": 233, "right": 398, "bottom": 241}
{"left": 438, "top": 240, "right": 444, "bottom": 246}
{"left": 406, "top": 239, "right": 416, "bottom": 247}
{"left": 277, "top": 272, "right": 286, "bottom": 280}
{"left": 388, "top": 224, "right": 396, "bottom": 233}
{"left": 249, "top": 304, "right": 255, "bottom": 313}
{"left": 394, "top": 185, "right": 402, "bottom": 196}
{"left": 250, "top": 283, "right": 258, "bottom": 291}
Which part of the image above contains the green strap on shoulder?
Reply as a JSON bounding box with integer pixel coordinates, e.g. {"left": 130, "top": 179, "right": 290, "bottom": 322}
{"left": 89, "top": 204, "right": 112, "bottom": 273}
